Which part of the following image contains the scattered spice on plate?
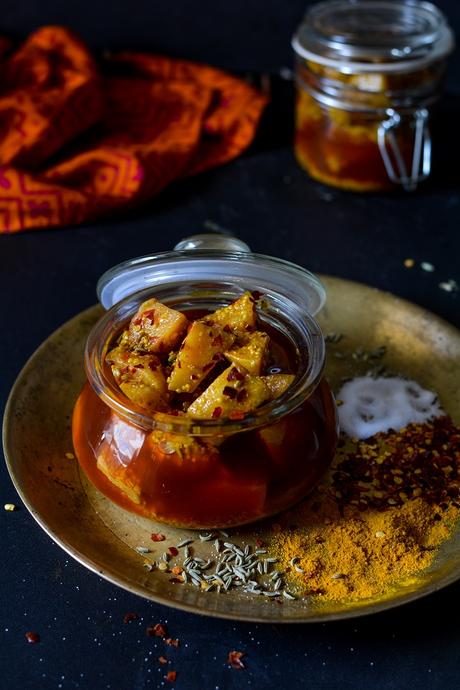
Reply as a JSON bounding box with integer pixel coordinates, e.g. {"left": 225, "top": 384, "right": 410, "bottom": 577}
{"left": 269, "top": 415, "right": 460, "bottom": 602}
{"left": 151, "top": 532, "right": 166, "bottom": 542}
{"left": 25, "top": 631, "right": 40, "bottom": 644}
{"left": 165, "top": 670, "right": 177, "bottom": 682}
{"left": 227, "top": 650, "right": 245, "bottom": 669}
{"left": 123, "top": 612, "right": 138, "bottom": 624}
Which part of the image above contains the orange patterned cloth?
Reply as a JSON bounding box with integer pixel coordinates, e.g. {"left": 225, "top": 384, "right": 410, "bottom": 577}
{"left": 0, "top": 27, "right": 268, "bottom": 233}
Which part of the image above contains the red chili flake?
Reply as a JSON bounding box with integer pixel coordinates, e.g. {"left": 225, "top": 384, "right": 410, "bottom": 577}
{"left": 227, "top": 367, "right": 244, "bottom": 382}
{"left": 251, "top": 290, "right": 262, "bottom": 300}
{"left": 146, "top": 623, "right": 167, "bottom": 638}
{"left": 168, "top": 546, "right": 179, "bottom": 557}
{"left": 158, "top": 656, "right": 168, "bottom": 665}
{"left": 236, "top": 388, "right": 248, "bottom": 403}
{"left": 169, "top": 577, "right": 183, "bottom": 584}
{"left": 171, "top": 566, "right": 183, "bottom": 575}
{"left": 229, "top": 411, "right": 245, "bottom": 420}
{"left": 148, "top": 361, "right": 158, "bottom": 371}
{"left": 165, "top": 638, "right": 180, "bottom": 648}
{"left": 190, "top": 374, "right": 198, "bottom": 380}
{"left": 142, "top": 309, "right": 156, "bottom": 322}
{"left": 202, "top": 362, "right": 214, "bottom": 372}
{"left": 255, "top": 539, "right": 265, "bottom": 548}
{"left": 212, "top": 352, "right": 225, "bottom": 362}
{"left": 123, "top": 612, "right": 138, "bottom": 624}
{"left": 212, "top": 406, "right": 223, "bottom": 419}
{"left": 227, "top": 650, "right": 245, "bottom": 669}
{"left": 151, "top": 533, "right": 166, "bottom": 542}
{"left": 25, "top": 631, "right": 40, "bottom": 644}
{"left": 223, "top": 386, "right": 237, "bottom": 399}
{"left": 212, "top": 334, "right": 223, "bottom": 347}
{"left": 165, "top": 671, "right": 177, "bottom": 682}
{"left": 223, "top": 324, "right": 232, "bottom": 333}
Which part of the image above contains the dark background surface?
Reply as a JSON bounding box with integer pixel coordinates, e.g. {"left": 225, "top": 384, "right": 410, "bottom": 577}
{"left": 1, "top": 1, "right": 460, "bottom": 688}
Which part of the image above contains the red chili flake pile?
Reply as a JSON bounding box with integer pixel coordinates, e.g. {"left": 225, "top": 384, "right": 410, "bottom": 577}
{"left": 332, "top": 416, "right": 460, "bottom": 512}
{"left": 123, "top": 612, "right": 138, "bottom": 624}
{"left": 25, "top": 631, "right": 40, "bottom": 644}
{"left": 165, "top": 670, "right": 177, "bottom": 682}
{"left": 146, "top": 623, "right": 167, "bottom": 638}
{"left": 227, "top": 650, "right": 245, "bottom": 670}
{"left": 151, "top": 532, "right": 166, "bottom": 542}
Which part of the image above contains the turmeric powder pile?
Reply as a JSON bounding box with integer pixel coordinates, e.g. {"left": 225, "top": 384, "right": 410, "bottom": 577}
{"left": 269, "top": 416, "right": 460, "bottom": 603}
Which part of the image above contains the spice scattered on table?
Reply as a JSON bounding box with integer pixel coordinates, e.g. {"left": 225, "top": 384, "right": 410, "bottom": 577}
{"left": 146, "top": 623, "right": 167, "bottom": 638}
{"left": 227, "top": 650, "right": 245, "bottom": 669}
{"left": 123, "top": 612, "right": 138, "bottom": 624}
{"left": 4, "top": 503, "right": 17, "bottom": 511}
{"left": 25, "top": 631, "right": 40, "bottom": 644}
{"left": 165, "top": 670, "right": 177, "bottom": 682}
{"left": 421, "top": 261, "right": 435, "bottom": 272}
{"left": 158, "top": 656, "right": 168, "bottom": 665}
{"left": 439, "top": 279, "right": 458, "bottom": 293}
{"left": 404, "top": 258, "right": 415, "bottom": 268}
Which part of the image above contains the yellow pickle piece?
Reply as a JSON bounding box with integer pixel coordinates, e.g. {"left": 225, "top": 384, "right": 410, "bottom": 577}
{"left": 127, "top": 298, "right": 188, "bottom": 354}
{"left": 168, "top": 321, "right": 234, "bottom": 393}
{"left": 225, "top": 331, "right": 269, "bottom": 375}
{"left": 262, "top": 374, "right": 295, "bottom": 399}
{"left": 106, "top": 346, "right": 168, "bottom": 411}
{"left": 203, "top": 292, "right": 257, "bottom": 336}
{"left": 186, "top": 365, "right": 272, "bottom": 419}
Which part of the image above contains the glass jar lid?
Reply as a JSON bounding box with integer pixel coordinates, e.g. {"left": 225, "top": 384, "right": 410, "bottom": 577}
{"left": 97, "top": 234, "right": 326, "bottom": 316}
{"left": 292, "top": 0, "right": 454, "bottom": 73}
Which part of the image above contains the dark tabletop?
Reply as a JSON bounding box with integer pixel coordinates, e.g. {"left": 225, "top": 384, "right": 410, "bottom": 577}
{"left": 1, "top": 1, "right": 460, "bottom": 689}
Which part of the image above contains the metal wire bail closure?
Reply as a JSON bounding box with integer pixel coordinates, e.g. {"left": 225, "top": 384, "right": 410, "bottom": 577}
{"left": 377, "top": 108, "right": 431, "bottom": 192}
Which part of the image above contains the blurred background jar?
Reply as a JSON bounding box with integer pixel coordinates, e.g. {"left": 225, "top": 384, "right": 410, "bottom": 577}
{"left": 292, "top": 0, "right": 454, "bottom": 192}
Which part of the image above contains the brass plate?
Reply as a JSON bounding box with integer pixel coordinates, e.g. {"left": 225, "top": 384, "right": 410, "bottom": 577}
{"left": 3, "top": 276, "right": 460, "bottom": 622}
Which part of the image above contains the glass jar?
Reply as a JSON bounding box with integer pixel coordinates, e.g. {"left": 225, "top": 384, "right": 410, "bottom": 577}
{"left": 292, "top": 0, "right": 454, "bottom": 192}
{"left": 72, "top": 235, "right": 338, "bottom": 529}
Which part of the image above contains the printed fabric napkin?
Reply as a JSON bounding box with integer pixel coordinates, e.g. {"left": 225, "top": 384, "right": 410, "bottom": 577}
{"left": 0, "top": 27, "right": 268, "bottom": 233}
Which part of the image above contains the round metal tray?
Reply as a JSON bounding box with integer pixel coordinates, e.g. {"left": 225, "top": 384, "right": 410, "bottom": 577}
{"left": 3, "top": 276, "right": 460, "bottom": 622}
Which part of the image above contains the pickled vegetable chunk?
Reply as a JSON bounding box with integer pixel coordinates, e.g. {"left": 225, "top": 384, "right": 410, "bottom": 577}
{"left": 127, "top": 298, "right": 188, "bottom": 354}
{"left": 168, "top": 322, "right": 234, "bottom": 393}
{"left": 262, "top": 374, "right": 295, "bottom": 399}
{"left": 225, "top": 331, "right": 269, "bottom": 375}
{"left": 204, "top": 292, "right": 257, "bottom": 335}
{"left": 106, "top": 346, "right": 168, "bottom": 411}
{"left": 187, "top": 365, "right": 272, "bottom": 419}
